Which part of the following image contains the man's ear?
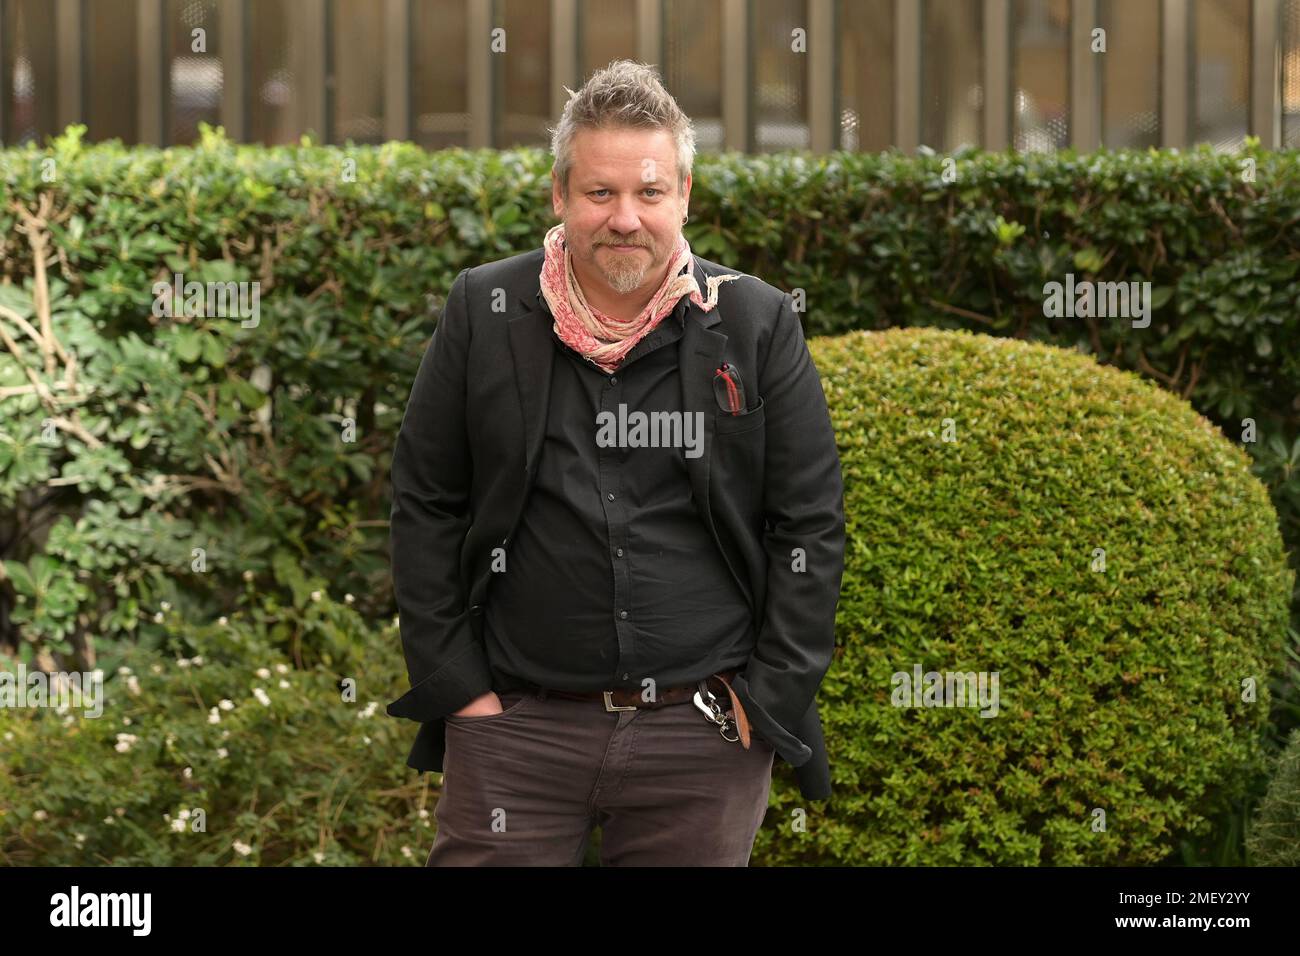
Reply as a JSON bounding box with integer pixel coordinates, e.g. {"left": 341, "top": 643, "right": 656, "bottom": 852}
{"left": 551, "top": 170, "right": 564, "bottom": 219}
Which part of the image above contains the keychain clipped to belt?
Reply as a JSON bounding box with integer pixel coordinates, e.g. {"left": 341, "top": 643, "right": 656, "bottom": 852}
{"left": 693, "top": 680, "right": 740, "bottom": 742}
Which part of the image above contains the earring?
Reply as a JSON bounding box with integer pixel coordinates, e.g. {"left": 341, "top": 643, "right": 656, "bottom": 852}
{"left": 682, "top": 213, "right": 690, "bottom": 224}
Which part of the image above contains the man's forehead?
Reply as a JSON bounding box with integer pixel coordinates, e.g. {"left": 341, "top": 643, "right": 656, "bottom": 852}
{"left": 570, "top": 129, "right": 678, "bottom": 181}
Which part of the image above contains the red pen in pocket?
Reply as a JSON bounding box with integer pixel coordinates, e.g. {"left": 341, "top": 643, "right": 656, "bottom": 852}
{"left": 713, "top": 362, "right": 746, "bottom": 414}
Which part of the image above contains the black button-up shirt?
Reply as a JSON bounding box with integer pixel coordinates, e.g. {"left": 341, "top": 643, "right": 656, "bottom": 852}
{"left": 482, "top": 289, "right": 755, "bottom": 696}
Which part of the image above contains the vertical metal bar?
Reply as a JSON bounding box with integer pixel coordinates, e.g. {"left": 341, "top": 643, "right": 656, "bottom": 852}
{"left": 385, "top": 0, "right": 410, "bottom": 140}
{"left": 138, "top": 0, "right": 164, "bottom": 144}
{"left": 895, "top": 0, "right": 919, "bottom": 151}
{"left": 984, "top": 0, "right": 1011, "bottom": 150}
{"left": 1250, "top": 0, "right": 1280, "bottom": 147}
{"left": 220, "top": 0, "right": 246, "bottom": 141}
{"left": 56, "top": 0, "right": 82, "bottom": 133}
{"left": 636, "top": 0, "right": 662, "bottom": 65}
{"left": 722, "top": 0, "right": 749, "bottom": 151}
{"left": 553, "top": 0, "right": 577, "bottom": 119}
{"left": 1071, "top": 0, "right": 1099, "bottom": 151}
{"left": 292, "top": 0, "right": 327, "bottom": 142}
{"left": 468, "top": 0, "right": 492, "bottom": 147}
{"left": 1161, "top": 0, "right": 1189, "bottom": 147}
{"left": 808, "top": 0, "right": 834, "bottom": 151}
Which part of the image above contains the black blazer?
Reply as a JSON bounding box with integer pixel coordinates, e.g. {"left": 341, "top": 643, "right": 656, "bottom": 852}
{"left": 385, "top": 246, "right": 846, "bottom": 800}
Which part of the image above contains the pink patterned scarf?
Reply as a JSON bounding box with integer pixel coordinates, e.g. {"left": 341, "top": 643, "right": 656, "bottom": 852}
{"left": 539, "top": 222, "right": 744, "bottom": 373}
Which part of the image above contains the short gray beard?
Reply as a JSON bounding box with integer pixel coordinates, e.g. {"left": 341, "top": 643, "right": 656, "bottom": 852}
{"left": 601, "top": 257, "right": 648, "bottom": 294}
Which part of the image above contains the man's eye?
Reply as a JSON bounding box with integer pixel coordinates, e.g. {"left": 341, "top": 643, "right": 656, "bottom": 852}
{"left": 589, "top": 189, "right": 661, "bottom": 198}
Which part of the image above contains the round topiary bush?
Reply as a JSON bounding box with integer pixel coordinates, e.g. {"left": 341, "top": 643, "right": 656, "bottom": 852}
{"left": 755, "top": 326, "right": 1294, "bottom": 866}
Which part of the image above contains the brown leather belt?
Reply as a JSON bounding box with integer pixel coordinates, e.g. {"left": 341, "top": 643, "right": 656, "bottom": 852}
{"left": 525, "top": 668, "right": 756, "bottom": 749}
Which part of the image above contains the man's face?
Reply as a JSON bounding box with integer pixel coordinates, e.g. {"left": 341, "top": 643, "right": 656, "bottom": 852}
{"left": 552, "top": 126, "right": 691, "bottom": 299}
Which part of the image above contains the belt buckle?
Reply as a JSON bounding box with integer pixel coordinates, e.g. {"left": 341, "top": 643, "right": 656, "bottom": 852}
{"left": 603, "top": 690, "right": 637, "bottom": 712}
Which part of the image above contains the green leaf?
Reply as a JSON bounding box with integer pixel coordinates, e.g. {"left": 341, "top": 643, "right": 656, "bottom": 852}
{"left": 175, "top": 329, "right": 202, "bottom": 363}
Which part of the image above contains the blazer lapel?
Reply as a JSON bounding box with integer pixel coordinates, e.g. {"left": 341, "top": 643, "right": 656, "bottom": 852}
{"left": 508, "top": 292, "right": 557, "bottom": 477}
{"left": 678, "top": 256, "right": 728, "bottom": 531}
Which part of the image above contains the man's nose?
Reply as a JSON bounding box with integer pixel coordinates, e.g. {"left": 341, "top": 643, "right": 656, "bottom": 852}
{"left": 606, "top": 198, "right": 644, "bottom": 236}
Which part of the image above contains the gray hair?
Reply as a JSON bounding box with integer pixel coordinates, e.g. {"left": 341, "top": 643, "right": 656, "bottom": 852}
{"left": 548, "top": 59, "right": 696, "bottom": 202}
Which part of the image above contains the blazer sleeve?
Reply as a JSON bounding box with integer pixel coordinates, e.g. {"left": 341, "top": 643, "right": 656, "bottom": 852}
{"left": 385, "top": 267, "right": 495, "bottom": 723}
{"left": 729, "top": 290, "right": 846, "bottom": 771}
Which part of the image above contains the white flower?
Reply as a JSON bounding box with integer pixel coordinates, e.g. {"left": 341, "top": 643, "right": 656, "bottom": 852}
{"left": 417, "top": 808, "right": 429, "bottom": 820}
{"left": 274, "top": 663, "right": 288, "bottom": 675}
{"left": 122, "top": 716, "right": 132, "bottom": 726}
{"left": 117, "top": 666, "right": 132, "bottom": 676}
{"left": 74, "top": 833, "right": 86, "bottom": 845}
{"left": 312, "top": 851, "right": 325, "bottom": 864}
{"left": 2, "top": 732, "right": 12, "bottom": 742}
{"left": 253, "top": 687, "right": 271, "bottom": 707}
{"left": 358, "top": 701, "right": 378, "bottom": 719}
{"left": 191, "top": 655, "right": 203, "bottom": 666}
{"left": 33, "top": 809, "right": 48, "bottom": 821}
{"left": 233, "top": 841, "right": 252, "bottom": 856}
{"left": 221, "top": 730, "right": 230, "bottom": 739}
{"left": 310, "top": 590, "right": 322, "bottom": 602}
{"left": 126, "top": 675, "right": 141, "bottom": 696}
{"left": 362, "top": 735, "right": 371, "bottom": 745}
{"left": 208, "top": 707, "right": 221, "bottom": 724}
{"left": 256, "top": 667, "right": 271, "bottom": 680}
{"left": 160, "top": 601, "right": 172, "bottom": 612}
{"left": 218, "top": 616, "right": 228, "bottom": 626}
{"left": 278, "top": 680, "right": 289, "bottom": 689}
{"left": 218, "top": 699, "right": 234, "bottom": 711}
{"left": 115, "top": 807, "right": 126, "bottom": 817}
{"left": 153, "top": 612, "right": 164, "bottom": 623}
{"left": 179, "top": 809, "right": 191, "bottom": 819}
{"left": 344, "top": 593, "right": 355, "bottom": 604}
{"left": 183, "top": 767, "right": 193, "bottom": 779}
{"left": 103, "top": 817, "right": 116, "bottom": 825}
{"left": 171, "top": 817, "right": 186, "bottom": 833}
{"left": 176, "top": 658, "right": 190, "bottom": 669}
{"left": 242, "top": 569, "right": 254, "bottom": 581}
{"left": 217, "top": 747, "right": 229, "bottom": 759}
{"left": 115, "top": 733, "right": 137, "bottom": 753}
{"left": 62, "top": 715, "right": 74, "bottom": 727}
{"left": 151, "top": 664, "right": 163, "bottom": 674}
{"left": 401, "top": 846, "right": 413, "bottom": 859}
{"left": 165, "top": 733, "right": 176, "bottom": 747}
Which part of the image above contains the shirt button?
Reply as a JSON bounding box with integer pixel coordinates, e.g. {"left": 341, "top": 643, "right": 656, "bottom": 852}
{"left": 619, "top": 610, "right": 628, "bottom": 619}
{"left": 609, "top": 376, "right": 618, "bottom": 385}
{"left": 607, "top": 492, "right": 615, "bottom": 501}
{"left": 623, "top": 673, "right": 630, "bottom": 680}
{"left": 616, "top": 548, "right": 624, "bottom": 557}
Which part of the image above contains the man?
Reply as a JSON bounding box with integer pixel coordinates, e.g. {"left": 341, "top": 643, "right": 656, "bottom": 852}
{"left": 386, "top": 60, "right": 845, "bottom": 866}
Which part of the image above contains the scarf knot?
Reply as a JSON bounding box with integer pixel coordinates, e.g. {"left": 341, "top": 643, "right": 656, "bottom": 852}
{"left": 539, "top": 223, "right": 745, "bottom": 373}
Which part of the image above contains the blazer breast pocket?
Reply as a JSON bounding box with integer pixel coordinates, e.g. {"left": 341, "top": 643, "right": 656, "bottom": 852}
{"left": 713, "top": 395, "right": 766, "bottom": 436}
